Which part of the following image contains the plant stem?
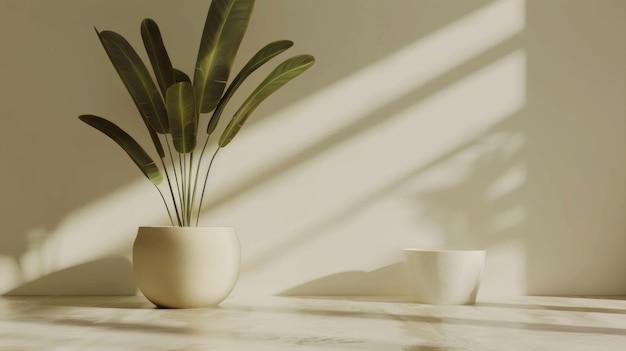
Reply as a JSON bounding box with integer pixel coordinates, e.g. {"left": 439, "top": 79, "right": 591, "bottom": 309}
{"left": 154, "top": 184, "right": 175, "bottom": 226}
{"left": 158, "top": 135, "right": 182, "bottom": 226}
{"left": 187, "top": 152, "right": 194, "bottom": 226}
{"left": 191, "top": 136, "right": 210, "bottom": 224}
{"left": 165, "top": 138, "right": 183, "bottom": 225}
{"left": 179, "top": 152, "right": 187, "bottom": 225}
{"left": 182, "top": 153, "right": 189, "bottom": 225}
{"left": 196, "top": 147, "right": 220, "bottom": 226}
{"left": 158, "top": 156, "right": 181, "bottom": 226}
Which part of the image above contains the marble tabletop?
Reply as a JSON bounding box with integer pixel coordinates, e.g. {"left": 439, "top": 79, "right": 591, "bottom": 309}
{"left": 1, "top": 295, "right": 625, "bottom": 350}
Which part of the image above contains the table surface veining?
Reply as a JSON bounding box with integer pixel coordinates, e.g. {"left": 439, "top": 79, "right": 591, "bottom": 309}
{"left": 1, "top": 295, "right": 625, "bottom": 350}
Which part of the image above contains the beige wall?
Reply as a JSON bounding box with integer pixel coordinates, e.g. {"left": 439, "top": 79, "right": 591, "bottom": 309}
{"left": 0, "top": 0, "right": 624, "bottom": 297}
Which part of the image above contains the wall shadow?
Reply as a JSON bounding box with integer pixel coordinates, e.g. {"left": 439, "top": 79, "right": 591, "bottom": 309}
{"left": 414, "top": 117, "right": 526, "bottom": 249}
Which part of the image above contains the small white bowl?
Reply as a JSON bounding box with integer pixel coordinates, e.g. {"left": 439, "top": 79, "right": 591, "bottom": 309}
{"left": 403, "top": 249, "right": 486, "bottom": 305}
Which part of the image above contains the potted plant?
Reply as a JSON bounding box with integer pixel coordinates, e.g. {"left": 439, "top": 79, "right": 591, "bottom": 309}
{"left": 79, "top": 0, "right": 314, "bottom": 308}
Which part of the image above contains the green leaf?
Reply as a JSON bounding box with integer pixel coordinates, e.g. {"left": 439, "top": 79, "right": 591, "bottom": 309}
{"left": 79, "top": 115, "right": 163, "bottom": 185}
{"left": 207, "top": 40, "right": 293, "bottom": 135}
{"left": 166, "top": 82, "right": 197, "bottom": 153}
{"left": 95, "top": 28, "right": 169, "bottom": 134}
{"left": 219, "top": 54, "right": 315, "bottom": 147}
{"left": 194, "top": 0, "right": 255, "bottom": 114}
{"left": 141, "top": 18, "right": 175, "bottom": 98}
{"left": 144, "top": 119, "right": 165, "bottom": 158}
{"left": 173, "top": 69, "right": 191, "bottom": 84}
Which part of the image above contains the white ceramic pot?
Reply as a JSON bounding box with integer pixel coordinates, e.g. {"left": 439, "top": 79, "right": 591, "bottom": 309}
{"left": 133, "top": 226, "right": 240, "bottom": 308}
{"left": 403, "top": 249, "right": 486, "bottom": 305}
